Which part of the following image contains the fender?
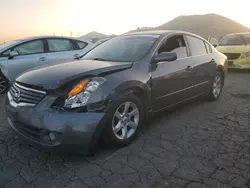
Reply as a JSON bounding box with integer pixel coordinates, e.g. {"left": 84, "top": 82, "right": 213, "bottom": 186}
{"left": 0, "top": 63, "right": 9, "bottom": 81}
{"left": 86, "top": 80, "right": 152, "bottom": 115}
{"left": 104, "top": 80, "right": 152, "bottom": 119}
{"left": 109, "top": 80, "right": 151, "bottom": 101}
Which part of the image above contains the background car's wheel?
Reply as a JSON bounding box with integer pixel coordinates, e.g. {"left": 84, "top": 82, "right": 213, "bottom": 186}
{"left": 0, "top": 74, "right": 8, "bottom": 94}
{"left": 207, "top": 71, "right": 223, "bottom": 101}
{"left": 103, "top": 94, "right": 144, "bottom": 147}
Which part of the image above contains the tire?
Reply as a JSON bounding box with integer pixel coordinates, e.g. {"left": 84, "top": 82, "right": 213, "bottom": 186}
{"left": 0, "top": 74, "right": 8, "bottom": 94}
{"left": 207, "top": 71, "right": 223, "bottom": 101}
{"left": 102, "top": 94, "right": 144, "bottom": 147}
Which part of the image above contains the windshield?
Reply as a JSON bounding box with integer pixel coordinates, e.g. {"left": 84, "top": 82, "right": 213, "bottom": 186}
{"left": 242, "top": 35, "right": 250, "bottom": 44}
{"left": 219, "top": 35, "right": 245, "bottom": 46}
{"left": 93, "top": 38, "right": 109, "bottom": 47}
{"left": 0, "top": 40, "right": 21, "bottom": 49}
{"left": 82, "top": 35, "right": 160, "bottom": 62}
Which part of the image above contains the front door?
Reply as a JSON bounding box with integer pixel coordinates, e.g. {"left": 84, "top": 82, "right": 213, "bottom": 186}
{"left": 151, "top": 34, "right": 198, "bottom": 111}
{"left": 7, "top": 40, "right": 48, "bottom": 81}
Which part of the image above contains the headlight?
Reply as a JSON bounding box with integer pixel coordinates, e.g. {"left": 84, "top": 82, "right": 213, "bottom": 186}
{"left": 241, "top": 52, "right": 250, "bottom": 58}
{"left": 64, "top": 77, "right": 106, "bottom": 109}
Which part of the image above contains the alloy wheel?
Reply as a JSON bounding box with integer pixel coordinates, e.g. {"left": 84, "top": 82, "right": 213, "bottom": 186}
{"left": 212, "top": 75, "right": 221, "bottom": 98}
{"left": 0, "top": 76, "right": 7, "bottom": 94}
{"left": 112, "top": 101, "right": 140, "bottom": 140}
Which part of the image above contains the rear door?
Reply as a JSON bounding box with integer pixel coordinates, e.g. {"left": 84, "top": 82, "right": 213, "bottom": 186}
{"left": 46, "top": 38, "right": 80, "bottom": 64}
{"left": 184, "top": 35, "right": 217, "bottom": 95}
{"left": 7, "top": 39, "right": 48, "bottom": 81}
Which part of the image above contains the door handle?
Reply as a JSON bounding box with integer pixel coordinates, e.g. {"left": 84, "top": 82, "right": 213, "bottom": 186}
{"left": 39, "top": 57, "right": 46, "bottom": 61}
{"left": 210, "top": 59, "right": 216, "bottom": 63}
{"left": 185, "top": 65, "right": 193, "bottom": 71}
{"left": 74, "top": 54, "right": 79, "bottom": 59}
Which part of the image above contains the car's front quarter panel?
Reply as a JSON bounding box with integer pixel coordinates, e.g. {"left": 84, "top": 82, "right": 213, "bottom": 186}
{"left": 85, "top": 61, "right": 152, "bottom": 113}
{"left": 0, "top": 57, "right": 9, "bottom": 79}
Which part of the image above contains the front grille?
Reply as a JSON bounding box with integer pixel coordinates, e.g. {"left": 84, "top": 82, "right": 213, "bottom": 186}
{"left": 9, "top": 82, "right": 46, "bottom": 106}
{"left": 223, "top": 53, "right": 241, "bottom": 60}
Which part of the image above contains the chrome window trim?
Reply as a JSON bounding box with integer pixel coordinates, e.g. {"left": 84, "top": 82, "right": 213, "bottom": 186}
{"left": 156, "top": 81, "right": 209, "bottom": 100}
{"left": 155, "top": 53, "right": 209, "bottom": 65}
{"left": 7, "top": 92, "right": 36, "bottom": 107}
{"left": 151, "top": 32, "right": 209, "bottom": 65}
{"left": 15, "top": 83, "right": 46, "bottom": 94}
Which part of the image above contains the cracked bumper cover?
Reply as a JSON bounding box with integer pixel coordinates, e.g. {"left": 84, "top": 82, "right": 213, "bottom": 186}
{"left": 5, "top": 94, "right": 105, "bottom": 153}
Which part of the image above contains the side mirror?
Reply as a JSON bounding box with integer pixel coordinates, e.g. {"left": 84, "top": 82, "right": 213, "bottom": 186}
{"left": 8, "top": 50, "right": 19, "bottom": 59}
{"left": 152, "top": 52, "right": 177, "bottom": 63}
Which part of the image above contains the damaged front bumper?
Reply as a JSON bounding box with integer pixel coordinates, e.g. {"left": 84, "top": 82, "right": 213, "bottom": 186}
{"left": 5, "top": 93, "right": 105, "bottom": 154}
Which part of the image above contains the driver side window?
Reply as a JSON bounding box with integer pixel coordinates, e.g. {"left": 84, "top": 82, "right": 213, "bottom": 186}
{"left": 13, "top": 40, "right": 44, "bottom": 55}
{"left": 158, "top": 35, "right": 188, "bottom": 59}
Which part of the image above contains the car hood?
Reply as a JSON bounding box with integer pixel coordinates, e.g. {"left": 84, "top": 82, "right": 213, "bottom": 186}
{"left": 217, "top": 45, "right": 250, "bottom": 54}
{"left": 16, "top": 59, "right": 133, "bottom": 90}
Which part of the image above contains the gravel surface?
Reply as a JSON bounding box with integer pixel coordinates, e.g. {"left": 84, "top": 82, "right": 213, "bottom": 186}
{"left": 0, "top": 72, "right": 249, "bottom": 188}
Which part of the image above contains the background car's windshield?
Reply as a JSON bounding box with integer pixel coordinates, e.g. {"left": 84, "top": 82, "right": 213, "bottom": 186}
{"left": 219, "top": 35, "right": 245, "bottom": 46}
{"left": 83, "top": 35, "right": 160, "bottom": 62}
{"left": 0, "top": 40, "right": 21, "bottom": 49}
{"left": 242, "top": 35, "right": 250, "bottom": 44}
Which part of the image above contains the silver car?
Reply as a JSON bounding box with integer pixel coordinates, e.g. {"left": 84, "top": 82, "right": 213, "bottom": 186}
{"left": 0, "top": 36, "right": 93, "bottom": 93}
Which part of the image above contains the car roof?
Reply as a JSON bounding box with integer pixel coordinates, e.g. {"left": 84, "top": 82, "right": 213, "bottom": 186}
{"left": 0, "top": 36, "right": 92, "bottom": 53}
{"left": 122, "top": 30, "right": 204, "bottom": 39}
{"left": 16, "top": 36, "right": 92, "bottom": 43}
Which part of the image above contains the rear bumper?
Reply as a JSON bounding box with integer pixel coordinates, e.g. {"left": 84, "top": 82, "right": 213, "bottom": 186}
{"left": 5, "top": 94, "right": 105, "bottom": 154}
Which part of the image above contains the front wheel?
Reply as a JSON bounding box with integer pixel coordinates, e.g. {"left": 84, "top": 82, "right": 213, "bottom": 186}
{"left": 102, "top": 94, "right": 144, "bottom": 147}
{"left": 207, "top": 72, "right": 223, "bottom": 101}
{"left": 0, "top": 75, "right": 8, "bottom": 94}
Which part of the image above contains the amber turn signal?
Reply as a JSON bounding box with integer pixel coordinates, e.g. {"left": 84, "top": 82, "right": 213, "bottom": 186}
{"left": 68, "top": 80, "right": 90, "bottom": 96}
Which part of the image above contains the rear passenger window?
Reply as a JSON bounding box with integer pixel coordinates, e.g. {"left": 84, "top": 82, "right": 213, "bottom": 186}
{"left": 48, "top": 39, "right": 75, "bottom": 52}
{"left": 186, "top": 36, "right": 207, "bottom": 56}
{"left": 205, "top": 42, "right": 212, "bottom": 53}
{"left": 77, "top": 41, "right": 87, "bottom": 49}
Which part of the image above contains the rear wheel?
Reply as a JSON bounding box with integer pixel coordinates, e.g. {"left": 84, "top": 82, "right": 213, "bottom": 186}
{"left": 0, "top": 74, "right": 8, "bottom": 94}
{"left": 207, "top": 71, "right": 223, "bottom": 100}
{"left": 103, "top": 94, "right": 144, "bottom": 147}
